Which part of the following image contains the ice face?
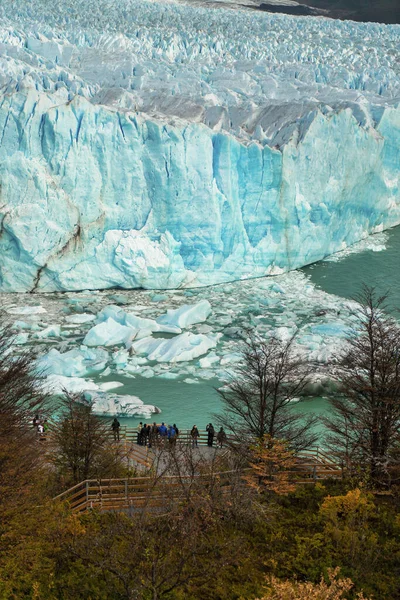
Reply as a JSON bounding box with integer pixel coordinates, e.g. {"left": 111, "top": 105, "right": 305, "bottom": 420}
{"left": 0, "top": 0, "right": 399, "bottom": 292}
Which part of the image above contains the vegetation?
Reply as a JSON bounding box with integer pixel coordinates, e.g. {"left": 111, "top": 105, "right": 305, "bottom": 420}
{"left": 325, "top": 287, "right": 400, "bottom": 486}
{"left": 1, "top": 287, "right": 400, "bottom": 599}
{"left": 49, "top": 394, "right": 129, "bottom": 489}
{"left": 217, "top": 333, "right": 318, "bottom": 450}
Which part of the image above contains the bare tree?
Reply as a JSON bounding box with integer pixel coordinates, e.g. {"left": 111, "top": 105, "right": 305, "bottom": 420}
{"left": 324, "top": 286, "right": 400, "bottom": 486}
{"left": 217, "top": 333, "right": 318, "bottom": 451}
{"left": 0, "top": 321, "right": 49, "bottom": 485}
{"left": 50, "top": 393, "right": 127, "bottom": 488}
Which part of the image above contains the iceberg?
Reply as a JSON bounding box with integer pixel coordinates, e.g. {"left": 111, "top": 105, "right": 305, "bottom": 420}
{"left": 131, "top": 332, "right": 221, "bottom": 362}
{"left": 83, "top": 391, "right": 160, "bottom": 418}
{"left": 83, "top": 317, "right": 136, "bottom": 347}
{"left": 38, "top": 346, "right": 109, "bottom": 377}
{"left": 156, "top": 300, "right": 212, "bottom": 329}
{"left": 0, "top": 0, "right": 399, "bottom": 293}
{"left": 44, "top": 374, "right": 99, "bottom": 394}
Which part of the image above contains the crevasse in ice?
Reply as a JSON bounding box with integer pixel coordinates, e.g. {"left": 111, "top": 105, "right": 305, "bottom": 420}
{"left": 0, "top": 0, "right": 399, "bottom": 291}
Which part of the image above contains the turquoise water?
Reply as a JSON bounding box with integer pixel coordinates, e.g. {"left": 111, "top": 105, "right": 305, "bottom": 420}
{"left": 95, "top": 373, "right": 222, "bottom": 429}
{"left": 99, "top": 226, "right": 400, "bottom": 430}
{"left": 304, "top": 226, "right": 400, "bottom": 311}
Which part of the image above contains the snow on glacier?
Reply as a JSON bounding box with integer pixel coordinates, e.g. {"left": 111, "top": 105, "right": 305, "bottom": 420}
{"left": 0, "top": 0, "right": 399, "bottom": 291}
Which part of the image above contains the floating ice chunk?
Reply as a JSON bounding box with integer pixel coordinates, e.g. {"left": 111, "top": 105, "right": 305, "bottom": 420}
{"left": 96, "top": 305, "right": 126, "bottom": 325}
{"left": 113, "top": 349, "right": 129, "bottom": 367}
{"left": 82, "top": 391, "right": 160, "bottom": 417}
{"left": 14, "top": 332, "right": 29, "bottom": 345}
{"left": 13, "top": 320, "right": 40, "bottom": 331}
{"left": 95, "top": 305, "right": 180, "bottom": 335}
{"left": 140, "top": 368, "right": 156, "bottom": 378}
{"left": 199, "top": 352, "right": 220, "bottom": 368}
{"left": 99, "top": 381, "right": 124, "bottom": 392}
{"left": 158, "top": 372, "right": 180, "bottom": 380}
{"left": 65, "top": 313, "right": 96, "bottom": 324}
{"left": 132, "top": 331, "right": 220, "bottom": 363}
{"left": 83, "top": 317, "right": 135, "bottom": 347}
{"left": 156, "top": 301, "right": 212, "bottom": 329}
{"left": 7, "top": 306, "right": 47, "bottom": 315}
{"left": 310, "top": 323, "right": 351, "bottom": 337}
{"left": 38, "top": 346, "right": 108, "bottom": 377}
{"left": 44, "top": 374, "right": 99, "bottom": 394}
{"left": 33, "top": 325, "right": 61, "bottom": 339}
{"left": 125, "top": 313, "right": 180, "bottom": 334}
{"left": 184, "top": 378, "right": 199, "bottom": 384}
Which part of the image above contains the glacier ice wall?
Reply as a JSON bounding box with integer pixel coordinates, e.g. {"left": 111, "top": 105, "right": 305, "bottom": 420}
{"left": 0, "top": 0, "right": 399, "bottom": 291}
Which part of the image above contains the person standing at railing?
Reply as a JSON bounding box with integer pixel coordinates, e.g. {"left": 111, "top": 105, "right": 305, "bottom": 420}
{"left": 168, "top": 424, "right": 177, "bottom": 449}
{"left": 144, "top": 424, "right": 151, "bottom": 447}
{"left": 136, "top": 422, "right": 143, "bottom": 445}
{"left": 206, "top": 423, "right": 215, "bottom": 447}
{"left": 112, "top": 418, "right": 121, "bottom": 442}
{"left": 158, "top": 422, "right": 168, "bottom": 447}
{"left": 191, "top": 425, "right": 200, "bottom": 448}
{"left": 150, "top": 422, "right": 158, "bottom": 447}
{"left": 216, "top": 427, "right": 227, "bottom": 448}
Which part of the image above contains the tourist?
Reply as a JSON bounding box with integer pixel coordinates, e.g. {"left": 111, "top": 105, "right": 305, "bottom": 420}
{"left": 173, "top": 423, "right": 179, "bottom": 440}
{"left": 112, "top": 417, "right": 121, "bottom": 441}
{"left": 191, "top": 425, "right": 200, "bottom": 448}
{"left": 150, "top": 422, "right": 158, "bottom": 447}
{"left": 158, "top": 422, "right": 167, "bottom": 438}
{"left": 206, "top": 423, "right": 215, "bottom": 447}
{"left": 33, "top": 414, "right": 40, "bottom": 428}
{"left": 168, "top": 424, "right": 177, "bottom": 449}
{"left": 217, "top": 426, "right": 227, "bottom": 448}
{"left": 37, "top": 423, "right": 44, "bottom": 436}
{"left": 141, "top": 424, "right": 148, "bottom": 446}
{"left": 43, "top": 420, "right": 49, "bottom": 433}
{"left": 136, "top": 422, "right": 143, "bottom": 445}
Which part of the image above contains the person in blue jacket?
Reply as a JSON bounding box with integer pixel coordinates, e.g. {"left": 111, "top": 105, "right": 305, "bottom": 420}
{"left": 167, "top": 424, "right": 177, "bottom": 449}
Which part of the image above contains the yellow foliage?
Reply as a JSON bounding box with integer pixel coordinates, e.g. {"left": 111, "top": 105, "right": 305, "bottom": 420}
{"left": 320, "top": 489, "right": 375, "bottom": 527}
{"left": 258, "top": 567, "right": 369, "bottom": 599}
{"left": 244, "top": 435, "right": 296, "bottom": 495}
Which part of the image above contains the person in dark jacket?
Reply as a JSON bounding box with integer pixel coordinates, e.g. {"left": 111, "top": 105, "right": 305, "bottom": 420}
{"left": 145, "top": 424, "right": 151, "bottom": 447}
{"left": 112, "top": 417, "right": 121, "bottom": 441}
{"left": 150, "top": 422, "right": 158, "bottom": 447}
{"left": 191, "top": 425, "right": 200, "bottom": 448}
{"left": 216, "top": 426, "right": 227, "bottom": 448}
{"left": 137, "top": 422, "right": 143, "bottom": 445}
{"left": 141, "top": 424, "right": 148, "bottom": 446}
{"left": 206, "top": 423, "right": 215, "bottom": 447}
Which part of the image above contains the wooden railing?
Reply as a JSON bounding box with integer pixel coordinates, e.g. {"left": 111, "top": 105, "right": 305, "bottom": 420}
{"left": 53, "top": 447, "right": 343, "bottom": 513}
{"left": 109, "top": 427, "right": 229, "bottom": 447}
{"left": 53, "top": 471, "right": 238, "bottom": 513}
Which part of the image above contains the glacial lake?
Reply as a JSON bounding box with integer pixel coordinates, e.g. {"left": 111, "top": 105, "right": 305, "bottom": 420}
{"left": 96, "top": 226, "right": 400, "bottom": 431}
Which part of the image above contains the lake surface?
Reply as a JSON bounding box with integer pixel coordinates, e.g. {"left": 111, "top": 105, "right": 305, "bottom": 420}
{"left": 96, "top": 226, "right": 400, "bottom": 430}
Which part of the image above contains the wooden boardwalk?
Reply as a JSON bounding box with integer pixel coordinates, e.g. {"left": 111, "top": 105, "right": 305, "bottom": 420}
{"left": 54, "top": 437, "right": 343, "bottom": 513}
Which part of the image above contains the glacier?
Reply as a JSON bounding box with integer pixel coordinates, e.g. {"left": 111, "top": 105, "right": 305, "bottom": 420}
{"left": 0, "top": 0, "right": 399, "bottom": 292}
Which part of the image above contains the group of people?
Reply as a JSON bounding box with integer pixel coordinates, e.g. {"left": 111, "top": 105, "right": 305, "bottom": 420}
{"left": 136, "top": 421, "right": 180, "bottom": 448}
{"left": 111, "top": 419, "right": 228, "bottom": 449}
{"left": 204, "top": 423, "right": 227, "bottom": 448}
{"left": 189, "top": 423, "right": 227, "bottom": 448}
